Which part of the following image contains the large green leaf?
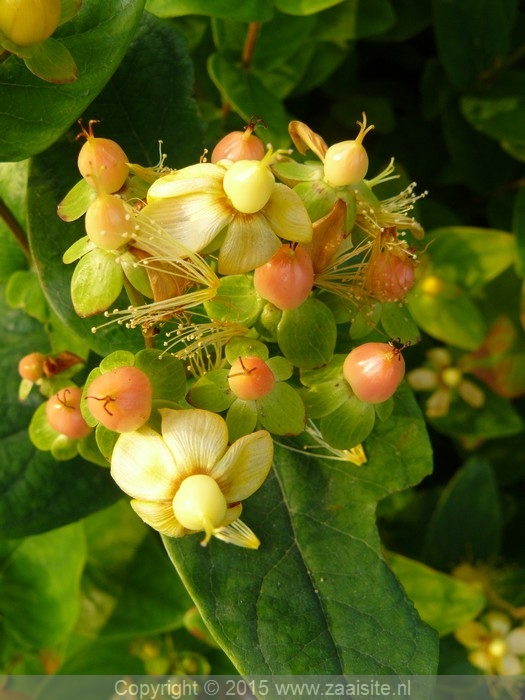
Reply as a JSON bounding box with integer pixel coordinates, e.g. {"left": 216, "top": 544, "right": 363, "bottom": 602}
{"left": 27, "top": 13, "right": 203, "bottom": 358}
{"left": 432, "top": 0, "right": 518, "bottom": 91}
{"left": 0, "top": 523, "right": 86, "bottom": 649}
{"left": 0, "top": 0, "right": 146, "bottom": 162}
{"left": 422, "top": 458, "right": 502, "bottom": 571}
{"left": 164, "top": 383, "right": 438, "bottom": 674}
{"left": 145, "top": 0, "right": 274, "bottom": 22}
{"left": 0, "top": 288, "right": 122, "bottom": 539}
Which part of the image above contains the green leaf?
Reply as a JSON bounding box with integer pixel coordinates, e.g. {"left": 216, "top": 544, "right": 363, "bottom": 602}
{"left": 432, "top": 0, "right": 519, "bottom": 90}
{"left": 461, "top": 71, "right": 525, "bottom": 147}
{"left": 0, "top": 289, "right": 121, "bottom": 539}
{"left": 423, "top": 226, "right": 516, "bottom": 289}
{"left": 422, "top": 457, "right": 502, "bottom": 570}
{"left": 274, "top": 0, "right": 346, "bottom": 16}
{"left": 205, "top": 274, "right": 263, "bottom": 326}
{"left": 186, "top": 370, "right": 234, "bottom": 412}
{"left": 226, "top": 398, "right": 258, "bottom": 441}
{"left": 512, "top": 186, "right": 525, "bottom": 276}
{"left": 208, "top": 53, "right": 291, "bottom": 148}
{"left": 386, "top": 552, "right": 486, "bottom": 637}
{"left": 407, "top": 277, "right": 486, "bottom": 351}
{"left": 380, "top": 302, "right": 421, "bottom": 345}
{"left": 320, "top": 394, "right": 376, "bottom": 449}
{"left": 23, "top": 37, "right": 78, "bottom": 84}
{"left": 315, "top": 0, "right": 396, "bottom": 39}
{"left": 277, "top": 298, "right": 337, "bottom": 369}
{"left": 78, "top": 500, "right": 192, "bottom": 639}
{"left": 70, "top": 248, "right": 124, "bottom": 317}
{"left": 164, "top": 382, "right": 437, "bottom": 674}
{"left": 257, "top": 382, "right": 306, "bottom": 435}
{"left": 145, "top": 0, "right": 274, "bottom": 22}
{"left": 0, "top": 162, "right": 30, "bottom": 282}
{"left": 0, "top": 0, "right": 146, "bottom": 161}
{"left": 57, "top": 179, "right": 95, "bottom": 222}
{"left": 135, "top": 349, "right": 187, "bottom": 403}
{"left": 0, "top": 523, "right": 86, "bottom": 649}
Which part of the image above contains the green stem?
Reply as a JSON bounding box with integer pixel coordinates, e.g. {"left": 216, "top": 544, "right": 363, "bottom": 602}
{"left": 0, "top": 197, "right": 32, "bottom": 263}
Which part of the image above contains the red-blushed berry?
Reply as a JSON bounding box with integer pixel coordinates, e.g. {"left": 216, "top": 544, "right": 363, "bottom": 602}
{"left": 85, "top": 366, "right": 152, "bottom": 433}
{"left": 211, "top": 129, "right": 266, "bottom": 163}
{"left": 228, "top": 356, "right": 275, "bottom": 401}
{"left": 84, "top": 194, "right": 136, "bottom": 250}
{"left": 77, "top": 122, "right": 129, "bottom": 195}
{"left": 18, "top": 352, "right": 46, "bottom": 382}
{"left": 46, "top": 387, "right": 93, "bottom": 439}
{"left": 343, "top": 341, "right": 407, "bottom": 404}
{"left": 0, "top": 0, "right": 61, "bottom": 47}
{"left": 211, "top": 117, "right": 266, "bottom": 163}
{"left": 253, "top": 243, "right": 314, "bottom": 310}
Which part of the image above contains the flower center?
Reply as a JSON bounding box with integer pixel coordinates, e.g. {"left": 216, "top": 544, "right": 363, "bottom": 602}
{"left": 173, "top": 474, "right": 227, "bottom": 543}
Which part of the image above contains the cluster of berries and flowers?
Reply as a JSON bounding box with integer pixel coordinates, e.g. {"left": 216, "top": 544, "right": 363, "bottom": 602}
{"left": 19, "top": 113, "right": 426, "bottom": 550}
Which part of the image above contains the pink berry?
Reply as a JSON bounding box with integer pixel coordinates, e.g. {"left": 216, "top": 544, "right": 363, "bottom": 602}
{"left": 18, "top": 352, "right": 46, "bottom": 382}
{"left": 343, "top": 341, "right": 406, "bottom": 404}
{"left": 77, "top": 122, "right": 129, "bottom": 194}
{"left": 228, "top": 357, "right": 275, "bottom": 401}
{"left": 46, "top": 387, "right": 93, "bottom": 439}
{"left": 211, "top": 119, "right": 266, "bottom": 163}
{"left": 85, "top": 366, "right": 152, "bottom": 433}
{"left": 253, "top": 244, "right": 314, "bottom": 310}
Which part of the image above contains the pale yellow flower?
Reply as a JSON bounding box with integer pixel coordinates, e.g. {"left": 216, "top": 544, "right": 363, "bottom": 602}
{"left": 110, "top": 408, "right": 273, "bottom": 548}
{"left": 455, "top": 611, "right": 525, "bottom": 675}
{"left": 407, "top": 347, "right": 484, "bottom": 418}
{"left": 142, "top": 161, "right": 312, "bottom": 275}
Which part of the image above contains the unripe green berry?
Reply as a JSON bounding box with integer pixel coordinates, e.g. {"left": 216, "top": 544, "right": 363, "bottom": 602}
{"left": 223, "top": 159, "right": 275, "bottom": 214}
{"left": 173, "top": 474, "right": 227, "bottom": 532}
{"left": 323, "top": 114, "right": 374, "bottom": 187}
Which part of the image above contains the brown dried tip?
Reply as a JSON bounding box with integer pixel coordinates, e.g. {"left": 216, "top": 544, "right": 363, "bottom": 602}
{"left": 43, "top": 351, "right": 84, "bottom": 378}
{"left": 288, "top": 121, "right": 328, "bottom": 161}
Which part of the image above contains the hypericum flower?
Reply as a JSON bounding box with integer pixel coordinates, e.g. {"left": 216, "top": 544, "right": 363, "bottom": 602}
{"left": 141, "top": 159, "right": 312, "bottom": 275}
{"left": 110, "top": 408, "right": 273, "bottom": 548}
{"left": 455, "top": 611, "right": 525, "bottom": 675}
{"left": 407, "top": 347, "right": 484, "bottom": 418}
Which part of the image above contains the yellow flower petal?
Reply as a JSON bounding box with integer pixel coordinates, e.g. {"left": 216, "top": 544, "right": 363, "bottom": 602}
{"left": 262, "top": 184, "right": 313, "bottom": 244}
{"left": 454, "top": 621, "right": 487, "bottom": 649}
{"left": 496, "top": 653, "right": 523, "bottom": 675}
{"left": 147, "top": 163, "right": 225, "bottom": 200}
{"left": 425, "top": 386, "right": 451, "bottom": 418}
{"left": 218, "top": 212, "right": 282, "bottom": 274}
{"left": 457, "top": 378, "right": 485, "bottom": 408}
{"left": 142, "top": 193, "right": 232, "bottom": 251}
{"left": 213, "top": 517, "right": 260, "bottom": 549}
{"left": 506, "top": 628, "right": 525, "bottom": 655}
{"left": 111, "top": 428, "right": 178, "bottom": 501}
{"left": 131, "top": 499, "right": 185, "bottom": 538}
{"left": 212, "top": 430, "right": 273, "bottom": 502}
{"left": 406, "top": 367, "right": 438, "bottom": 391}
{"left": 160, "top": 408, "right": 228, "bottom": 476}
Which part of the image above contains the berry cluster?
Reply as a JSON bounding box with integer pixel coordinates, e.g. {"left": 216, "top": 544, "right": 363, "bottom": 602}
{"left": 20, "top": 113, "right": 426, "bottom": 548}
